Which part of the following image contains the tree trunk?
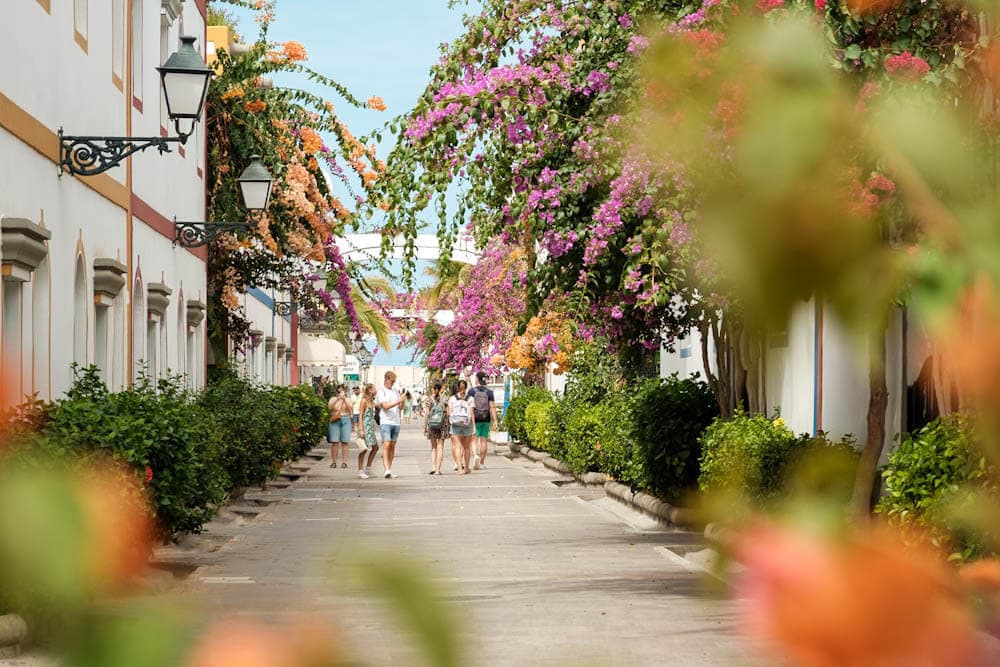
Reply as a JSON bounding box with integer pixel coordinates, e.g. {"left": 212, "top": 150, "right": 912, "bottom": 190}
{"left": 852, "top": 323, "right": 889, "bottom": 517}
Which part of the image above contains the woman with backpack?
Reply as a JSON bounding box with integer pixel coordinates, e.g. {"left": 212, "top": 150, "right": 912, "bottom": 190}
{"left": 421, "top": 381, "right": 449, "bottom": 475}
{"left": 448, "top": 379, "right": 476, "bottom": 474}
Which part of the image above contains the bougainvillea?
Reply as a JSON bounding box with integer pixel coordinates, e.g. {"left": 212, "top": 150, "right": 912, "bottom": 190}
{"left": 206, "top": 0, "right": 387, "bottom": 354}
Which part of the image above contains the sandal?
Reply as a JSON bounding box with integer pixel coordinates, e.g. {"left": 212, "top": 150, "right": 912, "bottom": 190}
{"left": 341, "top": 462, "right": 348, "bottom": 468}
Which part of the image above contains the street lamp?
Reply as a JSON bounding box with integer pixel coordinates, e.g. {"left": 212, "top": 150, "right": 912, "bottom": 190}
{"left": 273, "top": 301, "right": 298, "bottom": 317}
{"left": 60, "top": 36, "right": 212, "bottom": 176}
{"left": 174, "top": 155, "right": 274, "bottom": 247}
{"left": 237, "top": 154, "right": 274, "bottom": 211}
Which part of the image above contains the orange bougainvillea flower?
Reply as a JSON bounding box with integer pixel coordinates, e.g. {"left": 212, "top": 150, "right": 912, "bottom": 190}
{"left": 367, "top": 95, "right": 387, "bottom": 111}
{"left": 846, "top": 0, "right": 902, "bottom": 15}
{"left": 220, "top": 87, "right": 245, "bottom": 101}
{"left": 959, "top": 559, "right": 1000, "bottom": 593}
{"left": 244, "top": 100, "right": 267, "bottom": 113}
{"left": 936, "top": 276, "right": 1000, "bottom": 415}
{"left": 186, "top": 617, "right": 343, "bottom": 667}
{"left": 734, "top": 521, "right": 978, "bottom": 667}
{"left": 362, "top": 170, "right": 378, "bottom": 187}
{"left": 299, "top": 126, "right": 322, "bottom": 155}
{"left": 282, "top": 40, "right": 308, "bottom": 62}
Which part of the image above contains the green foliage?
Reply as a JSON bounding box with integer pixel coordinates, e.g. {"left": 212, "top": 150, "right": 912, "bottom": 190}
{"left": 563, "top": 402, "right": 602, "bottom": 474}
{"left": 504, "top": 384, "right": 552, "bottom": 444}
{"left": 12, "top": 366, "right": 328, "bottom": 536}
{"left": 698, "top": 410, "right": 801, "bottom": 505}
{"left": 44, "top": 367, "right": 226, "bottom": 535}
{"left": 878, "top": 414, "right": 997, "bottom": 559}
{"left": 523, "top": 399, "right": 561, "bottom": 457}
{"left": 629, "top": 375, "right": 718, "bottom": 501}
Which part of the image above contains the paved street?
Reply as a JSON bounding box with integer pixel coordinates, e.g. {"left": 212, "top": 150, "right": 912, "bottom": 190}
{"left": 169, "top": 424, "right": 750, "bottom": 666}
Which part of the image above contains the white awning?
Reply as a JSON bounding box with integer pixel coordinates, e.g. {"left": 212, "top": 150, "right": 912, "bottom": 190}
{"left": 297, "top": 335, "right": 345, "bottom": 367}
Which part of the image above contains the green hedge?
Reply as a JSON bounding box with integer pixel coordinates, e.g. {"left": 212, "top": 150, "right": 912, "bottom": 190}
{"left": 13, "top": 365, "right": 327, "bottom": 536}
{"left": 505, "top": 385, "right": 552, "bottom": 444}
{"left": 516, "top": 373, "right": 717, "bottom": 503}
{"left": 878, "top": 414, "right": 997, "bottom": 559}
{"left": 698, "top": 410, "right": 799, "bottom": 505}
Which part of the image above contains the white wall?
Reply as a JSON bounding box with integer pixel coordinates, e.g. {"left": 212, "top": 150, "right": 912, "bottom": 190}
{"left": 765, "top": 299, "right": 816, "bottom": 435}
{"left": 1, "top": 0, "right": 210, "bottom": 402}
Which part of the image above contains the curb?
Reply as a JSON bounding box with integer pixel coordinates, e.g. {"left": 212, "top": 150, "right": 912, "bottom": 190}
{"left": 499, "top": 440, "right": 698, "bottom": 529}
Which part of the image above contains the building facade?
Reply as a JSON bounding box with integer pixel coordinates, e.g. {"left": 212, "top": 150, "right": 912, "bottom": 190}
{"left": 1, "top": 0, "right": 209, "bottom": 405}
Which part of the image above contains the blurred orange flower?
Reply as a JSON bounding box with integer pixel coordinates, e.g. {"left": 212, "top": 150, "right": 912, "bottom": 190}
{"left": 186, "top": 617, "right": 343, "bottom": 667}
{"left": 74, "top": 462, "right": 156, "bottom": 596}
{"left": 734, "top": 521, "right": 978, "bottom": 667}
{"left": 368, "top": 96, "right": 387, "bottom": 111}
{"left": 244, "top": 100, "right": 267, "bottom": 113}
{"left": 846, "top": 0, "right": 902, "bottom": 15}
{"left": 220, "top": 87, "right": 245, "bottom": 101}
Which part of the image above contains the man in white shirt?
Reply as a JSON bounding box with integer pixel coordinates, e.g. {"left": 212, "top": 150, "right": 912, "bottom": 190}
{"left": 375, "top": 370, "right": 404, "bottom": 478}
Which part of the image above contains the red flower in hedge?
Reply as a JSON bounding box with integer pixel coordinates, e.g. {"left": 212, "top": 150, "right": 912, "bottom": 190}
{"left": 885, "top": 51, "right": 930, "bottom": 80}
{"left": 144, "top": 466, "right": 153, "bottom": 484}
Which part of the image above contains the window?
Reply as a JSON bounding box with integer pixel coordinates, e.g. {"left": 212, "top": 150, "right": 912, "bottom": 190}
{"left": 160, "top": 23, "right": 171, "bottom": 128}
{"left": 95, "top": 305, "right": 109, "bottom": 378}
{"left": 177, "top": 298, "right": 185, "bottom": 381}
{"left": 112, "top": 0, "right": 125, "bottom": 88}
{"left": 112, "top": 294, "right": 124, "bottom": 390}
{"left": 73, "top": 257, "right": 87, "bottom": 368}
{"left": 74, "top": 0, "right": 88, "bottom": 51}
{"left": 132, "top": 276, "right": 145, "bottom": 380}
{"left": 131, "top": 0, "right": 143, "bottom": 106}
{"left": 186, "top": 326, "right": 196, "bottom": 388}
{"left": 146, "top": 317, "right": 158, "bottom": 381}
{"left": 2, "top": 282, "right": 23, "bottom": 407}
{"left": 31, "top": 256, "right": 50, "bottom": 400}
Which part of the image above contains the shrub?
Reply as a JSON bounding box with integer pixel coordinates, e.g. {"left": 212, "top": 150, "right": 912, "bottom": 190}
{"left": 273, "top": 385, "right": 327, "bottom": 458}
{"left": 200, "top": 370, "right": 288, "bottom": 491}
{"left": 44, "top": 367, "right": 227, "bottom": 535}
{"left": 698, "top": 410, "right": 801, "bottom": 505}
{"left": 878, "top": 414, "right": 997, "bottom": 559}
{"left": 523, "top": 399, "right": 559, "bottom": 455}
{"left": 505, "top": 385, "right": 552, "bottom": 443}
{"left": 563, "top": 402, "right": 602, "bottom": 474}
{"left": 594, "top": 394, "right": 639, "bottom": 485}
{"left": 629, "top": 375, "right": 718, "bottom": 502}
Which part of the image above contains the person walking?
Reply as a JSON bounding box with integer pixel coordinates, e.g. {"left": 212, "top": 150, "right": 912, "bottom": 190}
{"left": 402, "top": 390, "right": 413, "bottom": 424}
{"left": 327, "top": 385, "right": 352, "bottom": 468}
{"left": 448, "top": 379, "right": 476, "bottom": 474}
{"left": 356, "top": 383, "right": 380, "bottom": 478}
{"left": 421, "top": 381, "right": 449, "bottom": 475}
{"left": 350, "top": 385, "right": 363, "bottom": 436}
{"left": 375, "top": 371, "right": 404, "bottom": 478}
{"left": 468, "top": 372, "right": 498, "bottom": 470}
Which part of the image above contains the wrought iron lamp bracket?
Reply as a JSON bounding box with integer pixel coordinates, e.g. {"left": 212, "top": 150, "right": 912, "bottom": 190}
{"left": 273, "top": 301, "right": 297, "bottom": 317}
{"left": 58, "top": 126, "right": 191, "bottom": 177}
{"left": 173, "top": 219, "right": 251, "bottom": 248}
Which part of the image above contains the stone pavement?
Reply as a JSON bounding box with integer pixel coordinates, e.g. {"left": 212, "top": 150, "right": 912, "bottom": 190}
{"left": 167, "top": 424, "right": 753, "bottom": 666}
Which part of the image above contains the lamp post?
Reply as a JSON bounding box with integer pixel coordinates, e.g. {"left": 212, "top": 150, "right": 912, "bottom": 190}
{"left": 60, "top": 36, "right": 212, "bottom": 176}
{"left": 357, "top": 345, "right": 373, "bottom": 383}
{"left": 174, "top": 155, "right": 274, "bottom": 247}
{"left": 273, "top": 301, "right": 298, "bottom": 317}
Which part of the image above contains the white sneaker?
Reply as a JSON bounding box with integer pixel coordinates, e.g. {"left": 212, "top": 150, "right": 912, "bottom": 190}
{"left": 453, "top": 464, "right": 459, "bottom": 471}
{"left": 357, "top": 470, "right": 370, "bottom": 479}
{"left": 389, "top": 471, "right": 398, "bottom": 479}
{"left": 480, "top": 460, "right": 487, "bottom": 469}
{"left": 384, "top": 470, "right": 392, "bottom": 479}
{"left": 365, "top": 467, "right": 372, "bottom": 477}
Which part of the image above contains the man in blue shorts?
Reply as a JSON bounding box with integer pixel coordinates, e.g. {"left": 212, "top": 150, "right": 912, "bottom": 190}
{"left": 375, "top": 371, "right": 404, "bottom": 478}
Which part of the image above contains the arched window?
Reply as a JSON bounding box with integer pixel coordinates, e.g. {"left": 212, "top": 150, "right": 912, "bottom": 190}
{"left": 72, "top": 255, "right": 87, "bottom": 370}
{"left": 132, "top": 274, "right": 144, "bottom": 382}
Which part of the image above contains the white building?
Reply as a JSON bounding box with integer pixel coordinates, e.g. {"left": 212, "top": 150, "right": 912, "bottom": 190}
{"left": 1, "top": 0, "right": 210, "bottom": 405}
{"left": 660, "top": 299, "right": 935, "bottom": 450}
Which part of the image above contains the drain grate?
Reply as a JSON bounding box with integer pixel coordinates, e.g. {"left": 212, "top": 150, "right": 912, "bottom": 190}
{"left": 549, "top": 479, "right": 577, "bottom": 487}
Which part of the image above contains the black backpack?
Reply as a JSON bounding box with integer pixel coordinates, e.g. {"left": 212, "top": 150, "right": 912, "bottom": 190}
{"left": 472, "top": 386, "right": 491, "bottom": 422}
